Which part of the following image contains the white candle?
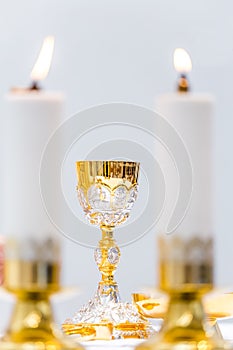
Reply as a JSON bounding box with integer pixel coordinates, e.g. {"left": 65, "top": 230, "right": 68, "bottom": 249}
{"left": 155, "top": 48, "right": 214, "bottom": 236}
{"left": 2, "top": 37, "right": 64, "bottom": 242}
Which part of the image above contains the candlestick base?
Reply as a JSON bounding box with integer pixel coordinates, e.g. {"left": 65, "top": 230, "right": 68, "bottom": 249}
{"left": 0, "top": 253, "right": 84, "bottom": 350}
{"left": 135, "top": 236, "right": 231, "bottom": 350}
{"left": 0, "top": 291, "right": 84, "bottom": 350}
{"left": 135, "top": 289, "right": 230, "bottom": 350}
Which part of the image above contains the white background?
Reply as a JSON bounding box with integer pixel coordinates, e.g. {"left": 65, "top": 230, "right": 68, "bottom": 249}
{"left": 0, "top": 0, "right": 233, "bottom": 325}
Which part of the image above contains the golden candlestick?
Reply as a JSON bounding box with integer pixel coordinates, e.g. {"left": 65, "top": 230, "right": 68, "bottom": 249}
{"left": 62, "top": 161, "right": 153, "bottom": 339}
{"left": 0, "top": 237, "right": 84, "bottom": 350}
{"left": 136, "top": 236, "right": 231, "bottom": 350}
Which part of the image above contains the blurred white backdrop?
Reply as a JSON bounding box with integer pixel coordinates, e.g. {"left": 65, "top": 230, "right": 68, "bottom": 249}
{"left": 0, "top": 0, "right": 233, "bottom": 326}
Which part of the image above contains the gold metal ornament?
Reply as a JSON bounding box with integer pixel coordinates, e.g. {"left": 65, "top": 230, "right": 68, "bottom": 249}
{"left": 0, "top": 237, "right": 84, "bottom": 350}
{"left": 63, "top": 160, "right": 154, "bottom": 340}
{"left": 135, "top": 236, "right": 231, "bottom": 350}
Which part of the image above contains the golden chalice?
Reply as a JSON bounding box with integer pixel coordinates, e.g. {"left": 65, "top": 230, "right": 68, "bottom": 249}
{"left": 63, "top": 161, "right": 153, "bottom": 340}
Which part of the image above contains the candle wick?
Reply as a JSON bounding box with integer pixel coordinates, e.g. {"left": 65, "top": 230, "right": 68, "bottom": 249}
{"left": 30, "top": 81, "right": 41, "bottom": 91}
{"left": 177, "top": 73, "right": 190, "bottom": 93}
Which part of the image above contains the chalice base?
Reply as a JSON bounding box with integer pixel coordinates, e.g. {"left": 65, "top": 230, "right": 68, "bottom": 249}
{"left": 63, "top": 283, "right": 155, "bottom": 340}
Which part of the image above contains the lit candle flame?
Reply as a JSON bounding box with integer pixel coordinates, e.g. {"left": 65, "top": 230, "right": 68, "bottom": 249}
{"left": 30, "top": 36, "right": 55, "bottom": 82}
{"left": 173, "top": 48, "right": 192, "bottom": 73}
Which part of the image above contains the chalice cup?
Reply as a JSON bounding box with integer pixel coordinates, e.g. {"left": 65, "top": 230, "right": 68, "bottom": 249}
{"left": 63, "top": 161, "right": 153, "bottom": 339}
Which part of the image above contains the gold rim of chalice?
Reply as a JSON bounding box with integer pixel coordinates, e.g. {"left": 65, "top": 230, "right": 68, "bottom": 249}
{"left": 76, "top": 160, "right": 140, "bottom": 188}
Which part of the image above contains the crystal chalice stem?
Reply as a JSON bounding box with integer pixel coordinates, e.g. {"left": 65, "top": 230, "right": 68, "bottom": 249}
{"left": 95, "top": 225, "right": 121, "bottom": 303}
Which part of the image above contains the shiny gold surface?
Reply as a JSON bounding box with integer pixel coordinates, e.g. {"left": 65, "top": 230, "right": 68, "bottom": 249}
{"left": 97, "top": 229, "right": 120, "bottom": 286}
{"left": 0, "top": 291, "right": 83, "bottom": 350}
{"left": 62, "top": 161, "right": 152, "bottom": 340}
{"left": 62, "top": 321, "right": 151, "bottom": 340}
{"left": 133, "top": 294, "right": 223, "bottom": 337}
{"left": 132, "top": 293, "right": 167, "bottom": 319}
{"left": 62, "top": 323, "right": 113, "bottom": 340}
{"left": 135, "top": 236, "right": 229, "bottom": 350}
{"left": 76, "top": 160, "right": 139, "bottom": 192}
{"left": 204, "top": 292, "right": 233, "bottom": 318}
{"left": 158, "top": 236, "right": 213, "bottom": 291}
{"left": 114, "top": 322, "right": 151, "bottom": 339}
{"left": 62, "top": 323, "right": 97, "bottom": 339}
{"left": 133, "top": 291, "right": 233, "bottom": 319}
{"left": 4, "top": 260, "right": 60, "bottom": 294}
{"left": 76, "top": 160, "right": 140, "bottom": 228}
{"left": 136, "top": 290, "right": 227, "bottom": 350}
{"left": 1, "top": 257, "right": 83, "bottom": 350}
{"left": 75, "top": 160, "right": 140, "bottom": 289}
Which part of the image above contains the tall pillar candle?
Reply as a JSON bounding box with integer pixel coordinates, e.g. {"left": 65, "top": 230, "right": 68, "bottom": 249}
{"left": 135, "top": 50, "right": 222, "bottom": 350}
{"left": 2, "top": 91, "right": 64, "bottom": 243}
{"left": 155, "top": 48, "right": 214, "bottom": 238}
{"left": 1, "top": 36, "right": 65, "bottom": 247}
